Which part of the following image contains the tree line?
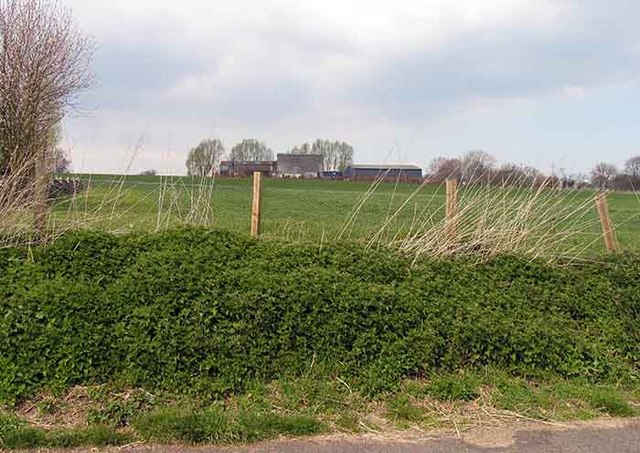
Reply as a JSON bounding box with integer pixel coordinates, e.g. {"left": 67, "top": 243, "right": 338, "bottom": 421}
{"left": 427, "top": 151, "right": 640, "bottom": 190}
{"left": 185, "top": 138, "right": 354, "bottom": 176}
{"left": 590, "top": 158, "right": 640, "bottom": 191}
{"left": 427, "top": 151, "right": 551, "bottom": 187}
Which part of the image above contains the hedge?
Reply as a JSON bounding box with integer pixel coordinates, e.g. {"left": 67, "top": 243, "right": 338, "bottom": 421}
{"left": 1, "top": 228, "right": 638, "bottom": 403}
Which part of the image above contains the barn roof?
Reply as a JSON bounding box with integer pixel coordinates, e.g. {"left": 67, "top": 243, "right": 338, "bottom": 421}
{"left": 349, "top": 163, "right": 422, "bottom": 170}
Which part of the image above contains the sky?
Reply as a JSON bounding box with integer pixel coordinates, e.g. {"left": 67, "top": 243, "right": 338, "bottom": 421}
{"left": 62, "top": 0, "right": 640, "bottom": 175}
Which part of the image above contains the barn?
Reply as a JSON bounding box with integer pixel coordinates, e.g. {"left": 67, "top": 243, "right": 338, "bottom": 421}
{"left": 277, "top": 154, "right": 323, "bottom": 178}
{"left": 344, "top": 164, "right": 423, "bottom": 182}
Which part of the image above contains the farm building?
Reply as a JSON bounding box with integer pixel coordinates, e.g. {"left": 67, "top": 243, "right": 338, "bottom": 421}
{"left": 277, "top": 154, "right": 323, "bottom": 178}
{"left": 344, "top": 164, "right": 423, "bottom": 182}
{"left": 220, "top": 160, "right": 277, "bottom": 177}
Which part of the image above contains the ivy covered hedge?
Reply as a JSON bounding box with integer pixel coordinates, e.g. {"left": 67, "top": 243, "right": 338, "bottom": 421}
{"left": 1, "top": 229, "right": 638, "bottom": 404}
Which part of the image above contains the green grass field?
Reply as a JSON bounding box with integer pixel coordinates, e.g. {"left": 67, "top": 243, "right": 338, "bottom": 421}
{"left": 49, "top": 174, "right": 640, "bottom": 255}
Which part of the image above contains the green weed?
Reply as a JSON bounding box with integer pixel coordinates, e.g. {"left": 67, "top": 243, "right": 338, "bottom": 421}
{"left": 133, "top": 407, "right": 325, "bottom": 445}
{"left": 0, "top": 425, "right": 129, "bottom": 450}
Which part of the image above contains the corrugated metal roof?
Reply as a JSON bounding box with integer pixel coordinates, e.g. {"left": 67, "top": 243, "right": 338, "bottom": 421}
{"left": 349, "top": 164, "right": 422, "bottom": 170}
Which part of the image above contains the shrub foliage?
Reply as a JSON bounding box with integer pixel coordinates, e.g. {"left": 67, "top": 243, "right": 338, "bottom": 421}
{"left": 1, "top": 229, "right": 639, "bottom": 403}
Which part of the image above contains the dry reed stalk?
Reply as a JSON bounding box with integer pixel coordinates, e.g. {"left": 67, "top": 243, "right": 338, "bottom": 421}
{"left": 338, "top": 170, "right": 392, "bottom": 241}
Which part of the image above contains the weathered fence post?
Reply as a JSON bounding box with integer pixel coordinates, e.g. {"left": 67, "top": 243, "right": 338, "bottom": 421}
{"left": 595, "top": 191, "right": 618, "bottom": 253}
{"left": 445, "top": 178, "right": 458, "bottom": 241}
{"left": 251, "top": 171, "right": 262, "bottom": 237}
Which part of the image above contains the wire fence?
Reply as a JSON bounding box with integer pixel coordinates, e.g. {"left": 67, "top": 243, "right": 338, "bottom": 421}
{"left": 44, "top": 175, "right": 639, "bottom": 259}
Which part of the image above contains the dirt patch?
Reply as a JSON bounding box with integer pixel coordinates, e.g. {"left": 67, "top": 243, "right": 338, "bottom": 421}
{"left": 16, "top": 387, "right": 94, "bottom": 429}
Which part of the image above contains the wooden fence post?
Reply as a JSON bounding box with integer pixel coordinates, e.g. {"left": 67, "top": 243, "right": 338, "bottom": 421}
{"left": 445, "top": 178, "right": 458, "bottom": 241}
{"left": 595, "top": 192, "right": 618, "bottom": 253}
{"left": 251, "top": 171, "right": 262, "bottom": 237}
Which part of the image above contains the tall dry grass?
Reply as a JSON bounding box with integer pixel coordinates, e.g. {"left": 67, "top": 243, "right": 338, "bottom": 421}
{"left": 2, "top": 155, "right": 638, "bottom": 264}
{"left": 342, "top": 170, "right": 624, "bottom": 264}
{"left": 0, "top": 152, "right": 52, "bottom": 247}
{"left": 0, "top": 145, "right": 220, "bottom": 248}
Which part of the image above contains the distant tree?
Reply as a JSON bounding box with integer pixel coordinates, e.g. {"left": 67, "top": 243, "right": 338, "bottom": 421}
{"left": 230, "top": 139, "right": 273, "bottom": 161}
{"left": 290, "top": 142, "right": 313, "bottom": 155}
{"left": 186, "top": 139, "right": 225, "bottom": 177}
{"left": 51, "top": 148, "right": 71, "bottom": 174}
{"left": 290, "top": 139, "right": 354, "bottom": 171}
{"left": 624, "top": 156, "right": 640, "bottom": 178}
{"left": 140, "top": 169, "right": 157, "bottom": 176}
{"left": 45, "top": 125, "right": 71, "bottom": 174}
{"left": 492, "top": 163, "right": 544, "bottom": 187}
{"left": 460, "top": 150, "right": 496, "bottom": 184}
{"left": 427, "top": 156, "right": 462, "bottom": 182}
{"left": 335, "top": 142, "right": 354, "bottom": 171}
{"left": 591, "top": 162, "right": 619, "bottom": 189}
{"left": 609, "top": 156, "right": 640, "bottom": 191}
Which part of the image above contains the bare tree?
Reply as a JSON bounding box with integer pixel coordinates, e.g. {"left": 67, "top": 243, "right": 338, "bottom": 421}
{"left": 0, "top": 0, "right": 93, "bottom": 228}
{"left": 290, "top": 142, "right": 312, "bottom": 155}
{"left": 460, "top": 150, "right": 496, "bottom": 184}
{"left": 186, "top": 138, "right": 225, "bottom": 177}
{"left": 51, "top": 147, "right": 71, "bottom": 173}
{"left": 290, "top": 139, "right": 354, "bottom": 171}
{"left": 48, "top": 123, "right": 71, "bottom": 173}
{"left": 230, "top": 139, "right": 273, "bottom": 162}
{"left": 491, "top": 163, "right": 544, "bottom": 187}
{"left": 624, "top": 156, "right": 640, "bottom": 178}
{"left": 591, "top": 162, "right": 619, "bottom": 189}
{"left": 427, "top": 156, "right": 461, "bottom": 182}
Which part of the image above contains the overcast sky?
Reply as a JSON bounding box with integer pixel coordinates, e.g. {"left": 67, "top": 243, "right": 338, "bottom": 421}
{"left": 63, "top": 0, "right": 640, "bottom": 175}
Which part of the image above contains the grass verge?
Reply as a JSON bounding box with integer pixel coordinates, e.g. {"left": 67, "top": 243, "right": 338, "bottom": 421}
{"left": 2, "top": 370, "right": 638, "bottom": 450}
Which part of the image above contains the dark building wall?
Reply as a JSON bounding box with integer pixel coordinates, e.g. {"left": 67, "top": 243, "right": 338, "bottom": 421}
{"left": 345, "top": 166, "right": 423, "bottom": 181}
{"left": 277, "top": 154, "right": 323, "bottom": 177}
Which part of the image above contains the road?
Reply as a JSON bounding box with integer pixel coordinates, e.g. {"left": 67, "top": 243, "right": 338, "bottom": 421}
{"left": 123, "top": 418, "right": 640, "bottom": 453}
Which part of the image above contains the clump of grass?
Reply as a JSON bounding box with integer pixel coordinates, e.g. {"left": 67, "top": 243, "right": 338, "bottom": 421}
{"left": 489, "top": 373, "right": 638, "bottom": 420}
{"left": 386, "top": 395, "right": 424, "bottom": 423}
{"left": 0, "top": 423, "right": 130, "bottom": 450}
{"left": 422, "top": 372, "right": 482, "bottom": 402}
{"left": 133, "top": 407, "right": 325, "bottom": 445}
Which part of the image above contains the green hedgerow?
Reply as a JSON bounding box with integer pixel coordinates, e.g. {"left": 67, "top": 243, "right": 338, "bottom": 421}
{"left": 0, "top": 228, "right": 639, "bottom": 405}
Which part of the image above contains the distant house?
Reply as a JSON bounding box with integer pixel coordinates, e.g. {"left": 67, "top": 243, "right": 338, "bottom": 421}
{"left": 344, "top": 164, "right": 423, "bottom": 182}
{"left": 220, "top": 160, "right": 277, "bottom": 177}
{"left": 277, "top": 154, "right": 323, "bottom": 178}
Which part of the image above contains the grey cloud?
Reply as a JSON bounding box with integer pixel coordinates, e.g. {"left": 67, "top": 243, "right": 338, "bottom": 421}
{"left": 349, "top": 1, "right": 640, "bottom": 120}
{"left": 87, "top": 42, "right": 209, "bottom": 110}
